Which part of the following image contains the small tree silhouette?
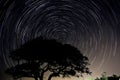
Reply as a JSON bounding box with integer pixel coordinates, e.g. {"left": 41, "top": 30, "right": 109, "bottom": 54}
{"left": 5, "top": 37, "right": 91, "bottom": 80}
{"left": 95, "top": 73, "right": 120, "bottom": 80}
{"left": 108, "top": 74, "right": 120, "bottom": 80}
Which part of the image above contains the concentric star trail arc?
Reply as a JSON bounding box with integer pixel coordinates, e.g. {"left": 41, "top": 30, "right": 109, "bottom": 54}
{"left": 0, "top": 0, "right": 120, "bottom": 79}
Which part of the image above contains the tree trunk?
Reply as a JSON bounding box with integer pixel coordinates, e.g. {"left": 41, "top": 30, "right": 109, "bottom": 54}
{"left": 39, "top": 76, "right": 43, "bottom": 80}
{"left": 39, "top": 67, "right": 48, "bottom": 80}
{"left": 34, "top": 77, "right": 38, "bottom": 80}
{"left": 48, "top": 74, "right": 53, "bottom": 80}
{"left": 48, "top": 73, "right": 58, "bottom": 80}
{"left": 39, "top": 71, "right": 44, "bottom": 80}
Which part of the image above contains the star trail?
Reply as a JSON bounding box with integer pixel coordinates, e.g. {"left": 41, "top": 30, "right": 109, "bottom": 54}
{"left": 0, "top": 0, "right": 120, "bottom": 80}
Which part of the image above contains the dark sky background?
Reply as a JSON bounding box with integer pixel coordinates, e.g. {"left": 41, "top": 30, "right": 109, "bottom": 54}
{"left": 0, "top": 0, "right": 120, "bottom": 80}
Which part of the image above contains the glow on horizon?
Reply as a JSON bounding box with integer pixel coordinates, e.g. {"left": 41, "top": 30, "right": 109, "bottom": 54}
{"left": 22, "top": 76, "right": 93, "bottom": 80}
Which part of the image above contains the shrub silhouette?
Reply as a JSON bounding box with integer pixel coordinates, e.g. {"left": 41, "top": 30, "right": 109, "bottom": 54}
{"left": 95, "top": 73, "right": 120, "bottom": 80}
{"left": 5, "top": 37, "right": 90, "bottom": 80}
{"left": 108, "top": 75, "right": 120, "bottom": 80}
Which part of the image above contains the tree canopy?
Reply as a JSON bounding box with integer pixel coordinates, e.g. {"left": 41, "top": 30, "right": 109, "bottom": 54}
{"left": 6, "top": 37, "right": 90, "bottom": 80}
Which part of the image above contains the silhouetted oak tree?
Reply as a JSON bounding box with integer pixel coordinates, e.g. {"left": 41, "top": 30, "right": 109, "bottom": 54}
{"left": 5, "top": 37, "right": 90, "bottom": 80}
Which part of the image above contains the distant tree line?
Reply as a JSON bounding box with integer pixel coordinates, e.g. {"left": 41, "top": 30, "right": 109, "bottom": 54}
{"left": 95, "top": 72, "right": 120, "bottom": 80}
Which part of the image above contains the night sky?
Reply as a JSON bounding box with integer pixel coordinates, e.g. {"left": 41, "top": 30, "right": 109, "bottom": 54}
{"left": 0, "top": 0, "right": 120, "bottom": 80}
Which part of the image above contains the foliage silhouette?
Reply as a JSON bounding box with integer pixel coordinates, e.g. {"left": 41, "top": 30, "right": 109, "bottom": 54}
{"left": 108, "top": 75, "right": 120, "bottom": 80}
{"left": 5, "top": 37, "right": 90, "bottom": 80}
{"left": 95, "top": 73, "right": 120, "bottom": 80}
